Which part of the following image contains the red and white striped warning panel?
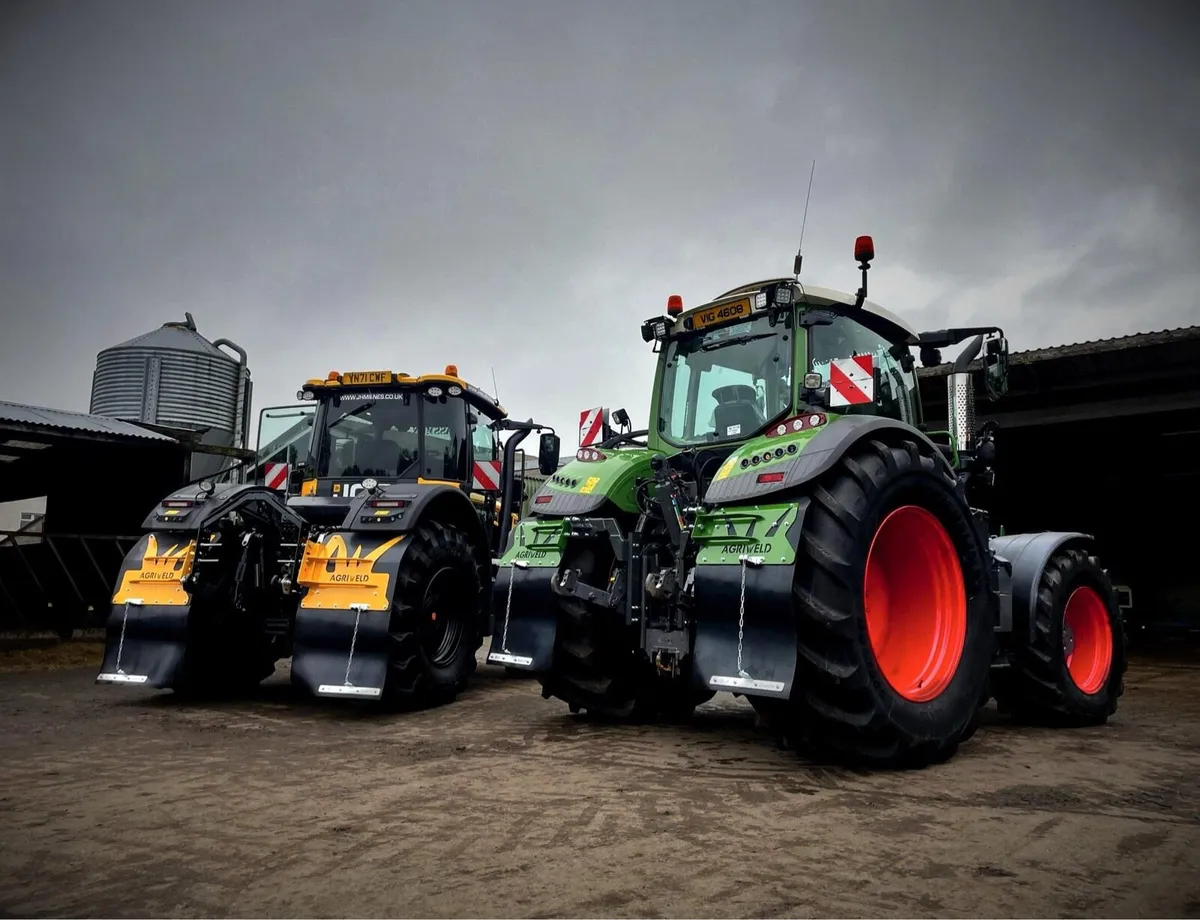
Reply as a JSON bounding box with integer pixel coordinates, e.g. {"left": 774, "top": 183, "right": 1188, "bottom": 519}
{"left": 264, "top": 462, "right": 289, "bottom": 491}
{"left": 828, "top": 354, "right": 875, "bottom": 407}
{"left": 472, "top": 459, "right": 502, "bottom": 491}
{"left": 579, "top": 407, "right": 607, "bottom": 447}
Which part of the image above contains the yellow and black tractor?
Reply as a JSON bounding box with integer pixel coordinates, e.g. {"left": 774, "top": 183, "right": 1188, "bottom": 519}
{"left": 96, "top": 365, "right": 560, "bottom": 707}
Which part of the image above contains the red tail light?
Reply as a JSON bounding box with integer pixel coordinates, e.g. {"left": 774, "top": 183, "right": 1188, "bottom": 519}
{"left": 162, "top": 499, "right": 194, "bottom": 508}
{"left": 756, "top": 471, "right": 785, "bottom": 484}
{"left": 534, "top": 495, "right": 552, "bottom": 504}
{"left": 368, "top": 499, "right": 407, "bottom": 509}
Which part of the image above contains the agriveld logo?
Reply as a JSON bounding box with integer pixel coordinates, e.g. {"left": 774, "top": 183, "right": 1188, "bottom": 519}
{"left": 318, "top": 533, "right": 403, "bottom": 572}
{"left": 298, "top": 533, "right": 405, "bottom": 610}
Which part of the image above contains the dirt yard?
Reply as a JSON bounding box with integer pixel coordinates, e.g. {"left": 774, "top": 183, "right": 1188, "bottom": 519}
{"left": 1, "top": 646, "right": 1198, "bottom": 919}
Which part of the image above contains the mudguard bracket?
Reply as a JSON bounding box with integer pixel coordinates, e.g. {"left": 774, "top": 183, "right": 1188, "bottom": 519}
{"left": 990, "top": 531, "right": 1092, "bottom": 644}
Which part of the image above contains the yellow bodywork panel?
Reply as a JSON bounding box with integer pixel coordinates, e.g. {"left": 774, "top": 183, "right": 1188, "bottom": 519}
{"left": 297, "top": 534, "right": 404, "bottom": 611}
{"left": 112, "top": 535, "right": 196, "bottom": 607}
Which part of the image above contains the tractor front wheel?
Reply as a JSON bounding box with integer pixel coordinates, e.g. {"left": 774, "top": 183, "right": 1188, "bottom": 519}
{"left": 752, "top": 436, "right": 994, "bottom": 768}
{"left": 381, "top": 521, "right": 483, "bottom": 708}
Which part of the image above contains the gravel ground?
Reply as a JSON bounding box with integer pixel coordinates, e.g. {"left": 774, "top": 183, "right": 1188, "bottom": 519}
{"left": 1, "top": 646, "right": 1198, "bottom": 919}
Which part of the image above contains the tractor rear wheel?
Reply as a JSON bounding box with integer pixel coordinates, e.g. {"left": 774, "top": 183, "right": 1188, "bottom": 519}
{"left": 993, "top": 547, "right": 1126, "bottom": 724}
{"left": 751, "top": 436, "right": 994, "bottom": 768}
{"left": 381, "top": 521, "right": 483, "bottom": 708}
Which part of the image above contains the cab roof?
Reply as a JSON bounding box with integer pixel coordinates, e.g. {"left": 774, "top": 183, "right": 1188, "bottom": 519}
{"left": 300, "top": 369, "right": 508, "bottom": 421}
{"left": 710, "top": 277, "right": 922, "bottom": 344}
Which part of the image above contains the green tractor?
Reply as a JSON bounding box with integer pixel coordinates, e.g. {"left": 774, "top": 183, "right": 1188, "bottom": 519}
{"left": 488, "top": 236, "right": 1127, "bottom": 767}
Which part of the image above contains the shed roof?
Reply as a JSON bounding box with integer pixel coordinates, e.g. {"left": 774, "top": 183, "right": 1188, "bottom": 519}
{"left": 0, "top": 401, "right": 181, "bottom": 445}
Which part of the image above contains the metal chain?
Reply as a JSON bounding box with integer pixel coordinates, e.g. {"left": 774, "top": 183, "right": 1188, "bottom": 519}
{"left": 736, "top": 555, "right": 763, "bottom": 679}
{"left": 343, "top": 605, "right": 364, "bottom": 686}
{"left": 115, "top": 599, "right": 139, "bottom": 673}
{"left": 501, "top": 560, "right": 527, "bottom": 653}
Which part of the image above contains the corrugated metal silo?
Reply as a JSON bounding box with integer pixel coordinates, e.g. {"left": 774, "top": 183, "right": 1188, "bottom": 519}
{"left": 90, "top": 312, "right": 252, "bottom": 479}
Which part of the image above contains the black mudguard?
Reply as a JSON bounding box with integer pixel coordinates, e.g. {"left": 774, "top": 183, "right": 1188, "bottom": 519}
{"left": 290, "top": 481, "right": 492, "bottom": 699}
{"left": 691, "top": 497, "right": 811, "bottom": 701}
{"left": 95, "top": 484, "right": 305, "bottom": 691}
{"left": 485, "top": 561, "right": 558, "bottom": 671}
{"left": 290, "top": 531, "right": 410, "bottom": 699}
{"left": 96, "top": 532, "right": 197, "bottom": 689}
{"left": 691, "top": 561, "right": 798, "bottom": 700}
{"left": 991, "top": 531, "right": 1092, "bottom": 643}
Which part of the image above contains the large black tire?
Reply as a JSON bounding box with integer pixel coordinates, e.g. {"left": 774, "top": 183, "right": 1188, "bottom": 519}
{"left": 993, "top": 547, "right": 1127, "bottom": 725}
{"left": 170, "top": 601, "right": 280, "bottom": 699}
{"left": 380, "top": 520, "right": 483, "bottom": 709}
{"left": 750, "top": 435, "right": 995, "bottom": 768}
{"left": 539, "top": 540, "right": 712, "bottom": 721}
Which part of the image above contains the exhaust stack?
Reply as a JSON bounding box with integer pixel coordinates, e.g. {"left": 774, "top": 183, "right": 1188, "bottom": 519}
{"left": 947, "top": 333, "right": 984, "bottom": 457}
{"left": 948, "top": 372, "right": 976, "bottom": 457}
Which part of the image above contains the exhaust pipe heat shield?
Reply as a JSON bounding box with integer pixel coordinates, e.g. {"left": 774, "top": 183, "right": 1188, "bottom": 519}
{"left": 290, "top": 532, "right": 407, "bottom": 699}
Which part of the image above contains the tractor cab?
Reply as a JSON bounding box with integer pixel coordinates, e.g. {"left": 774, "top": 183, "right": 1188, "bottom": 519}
{"left": 253, "top": 366, "right": 513, "bottom": 528}
{"left": 639, "top": 241, "right": 938, "bottom": 487}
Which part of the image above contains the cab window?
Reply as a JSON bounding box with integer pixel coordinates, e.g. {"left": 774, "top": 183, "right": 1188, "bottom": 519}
{"left": 470, "top": 414, "right": 499, "bottom": 463}
{"left": 808, "top": 315, "right": 919, "bottom": 425}
{"left": 422, "top": 395, "right": 469, "bottom": 481}
{"left": 256, "top": 405, "right": 315, "bottom": 474}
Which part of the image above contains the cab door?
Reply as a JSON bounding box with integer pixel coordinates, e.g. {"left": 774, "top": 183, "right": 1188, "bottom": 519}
{"left": 468, "top": 412, "right": 505, "bottom": 539}
{"left": 255, "top": 404, "right": 317, "bottom": 493}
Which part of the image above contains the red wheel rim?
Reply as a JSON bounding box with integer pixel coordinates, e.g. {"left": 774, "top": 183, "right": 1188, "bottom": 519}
{"left": 863, "top": 505, "right": 968, "bottom": 703}
{"left": 1063, "top": 585, "right": 1112, "bottom": 694}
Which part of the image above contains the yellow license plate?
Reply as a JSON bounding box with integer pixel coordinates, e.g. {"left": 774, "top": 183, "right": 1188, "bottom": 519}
{"left": 691, "top": 297, "right": 751, "bottom": 330}
{"left": 342, "top": 370, "right": 392, "bottom": 385}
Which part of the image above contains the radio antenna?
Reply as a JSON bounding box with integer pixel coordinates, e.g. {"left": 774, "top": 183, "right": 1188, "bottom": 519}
{"left": 491, "top": 365, "right": 501, "bottom": 402}
{"left": 794, "top": 158, "right": 817, "bottom": 280}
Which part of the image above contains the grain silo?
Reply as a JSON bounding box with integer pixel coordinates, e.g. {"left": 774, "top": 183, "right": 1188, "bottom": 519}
{"left": 89, "top": 312, "right": 252, "bottom": 479}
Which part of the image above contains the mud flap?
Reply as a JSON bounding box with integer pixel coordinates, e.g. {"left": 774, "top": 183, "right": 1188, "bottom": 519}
{"left": 291, "top": 605, "right": 393, "bottom": 698}
{"left": 485, "top": 561, "right": 557, "bottom": 671}
{"left": 691, "top": 559, "right": 798, "bottom": 700}
{"left": 96, "top": 533, "right": 197, "bottom": 690}
{"left": 96, "top": 601, "right": 191, "bottom": 688}
{"left": 290, "top": 531, "right": 408, "bottom": 700}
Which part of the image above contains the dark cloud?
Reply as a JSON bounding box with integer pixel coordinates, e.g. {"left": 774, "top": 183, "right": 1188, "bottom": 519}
{"left": 1, "top": 0, "right": 1196, "bottom": 446}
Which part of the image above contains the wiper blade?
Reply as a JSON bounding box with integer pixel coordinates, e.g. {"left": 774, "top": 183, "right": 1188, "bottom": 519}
{"left": 699, "top": 332, "right": 776, "bottom": 352}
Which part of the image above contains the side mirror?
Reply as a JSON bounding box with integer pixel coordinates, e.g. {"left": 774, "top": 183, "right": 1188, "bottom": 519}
{"left": 983, "top": 336, "right": 1009, "bottom": 400}
{"left": 538, "top": 432, "right": 561, "bottom": 476}
{"left": 288, "top": 467, "right": 305, "bottom": 492}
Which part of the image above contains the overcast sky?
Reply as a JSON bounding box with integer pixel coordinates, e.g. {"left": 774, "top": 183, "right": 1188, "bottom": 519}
{"left": 2, "top": 0, "right": 1197, "bottom": 449}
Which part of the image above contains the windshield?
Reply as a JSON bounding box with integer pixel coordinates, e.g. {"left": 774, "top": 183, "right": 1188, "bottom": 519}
{"left": 314, "top": 391, "right": 469, "bottom": 480}
{"left": 809, "top": 313, "right": 920, "bottom": 425}
{"left": 659, "top": 312, "right": 793, "bottom": 445}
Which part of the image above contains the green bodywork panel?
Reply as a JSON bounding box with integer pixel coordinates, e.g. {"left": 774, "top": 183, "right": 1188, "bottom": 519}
{"left": 692, "top": 502, "right": 801, "bottom": 566}
{"left": 538, "top": 446, "right": 659, "bottom": 513}
{"left": 706, "top": 418, "right": 835, "bottom": 485}
{"left": 499, "top": 517, "right": 570, "bottom": 568}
